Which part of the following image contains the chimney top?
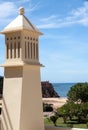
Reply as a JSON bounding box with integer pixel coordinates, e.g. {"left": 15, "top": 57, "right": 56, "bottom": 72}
{"left": 19, "top": 7, "right": 24, "bottom": 15}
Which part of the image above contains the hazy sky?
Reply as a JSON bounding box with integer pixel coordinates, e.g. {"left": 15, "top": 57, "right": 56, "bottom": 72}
{"left": 0, "top": 0, "right": 88, "bottom": 83}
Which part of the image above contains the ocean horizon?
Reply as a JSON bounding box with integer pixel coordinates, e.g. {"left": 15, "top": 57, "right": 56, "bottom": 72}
{"left": 53, "top": 83, "right": 76, "bottom": 97}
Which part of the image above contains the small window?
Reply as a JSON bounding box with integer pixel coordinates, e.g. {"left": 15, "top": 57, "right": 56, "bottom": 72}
{"left": 25, "top": 42, "right": 27, "bottom": 58}
{"left": 18, "top": 36, "right": 20, "bottom": 39}
{"left": 36, "top": 38, "right": 38, "bottom": 41}
{"left": 30, "top": 37, "right": 32, "bottom": 40}
{"left": 31, "top": 42, "right": 32, "bottom": 59}
{"left": 14, "top": 37, "right": 16, "bottom": 40}
{"left": 33, "top": 38, "right": 35, "bottom": 41}
{"left": 33, "top": 43, "right": 35, "bottom": 59}
{"left": 36, "top": 44, "right": 38, "bottom": 59}
{"left": 7, "top": 43, "right": 9, "bottom": 59}
{"left": 14, "top": 43, "right": 16, "bottom": 58}
{"left": 10, "top": 37, "right": 12, "bottom": 40}
{"left": 7, "top": 38, "right": 9, "bottom": 40}
{"left": 28, "top": 42, "right": 30, "bottom": 58}
{"left": 18, "top": 42, "right": 20, "bottom": 58}
{"left": 28, "top": 37, "right": 29, "bottom": 40}
{"left": 10, "top": 43, "right": 12, "bottom": 58}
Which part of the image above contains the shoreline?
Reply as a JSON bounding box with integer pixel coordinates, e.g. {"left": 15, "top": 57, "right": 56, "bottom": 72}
{"left": 42, "top": 97, "right": 67, "bottom": 109}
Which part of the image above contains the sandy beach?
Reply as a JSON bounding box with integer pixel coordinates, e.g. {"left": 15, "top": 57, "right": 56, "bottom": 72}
{"left": 43, "top": 97, "right": 67, "bottom": 109}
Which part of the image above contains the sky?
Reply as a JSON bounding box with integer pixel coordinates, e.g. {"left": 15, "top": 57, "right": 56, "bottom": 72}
{"left": 0, "top": 0, "right": 88, "bottom": 83}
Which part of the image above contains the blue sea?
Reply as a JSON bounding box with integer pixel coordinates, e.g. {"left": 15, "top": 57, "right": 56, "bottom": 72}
{"left": 53, "top": 83, "right": 76, "bottom": 97}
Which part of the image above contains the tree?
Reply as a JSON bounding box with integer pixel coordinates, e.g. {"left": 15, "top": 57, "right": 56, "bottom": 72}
{"left": 57, "top": 103, "right": 70, "bottom": 123}
{"left": 55, "top": 83, "right": 88, "bottom": 124}
{"left": 57, "top": 101, "right": 88, "bottom": 124}
{"left": 50, "top": 115, "right": 58, "bottom": 126}
{"left": 67, "top": 83, "right": 88, "bottom": 123}
{"left": 67, "top": 83, "right": 88, "bottom": 103}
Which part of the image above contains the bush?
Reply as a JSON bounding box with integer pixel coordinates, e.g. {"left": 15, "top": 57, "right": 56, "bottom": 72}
{"left": 67, "top": 123, "right": 73, "bottom": 128}
{"left": 67, "top": 83, "right": 88, "bottom": 103}
{"left": 56, "top": 83, "right": 88, "bottom": 124}
{"left": 43, "top": 103, "right": 53, "bottom": 112}
{"left": 50, "top": 115, "right": 58, "bottom": 126}
{"left": 86, "top": 122, "right": 88, "bottom": 128}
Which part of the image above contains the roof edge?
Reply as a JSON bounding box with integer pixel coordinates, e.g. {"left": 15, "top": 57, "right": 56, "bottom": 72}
{"left": 0, "top": 28, "right": 43, "bottom": 35}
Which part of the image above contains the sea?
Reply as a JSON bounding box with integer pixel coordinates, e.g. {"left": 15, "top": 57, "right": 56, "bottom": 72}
{"left": 53, "top": 83, "right": 76, "bottom": 97}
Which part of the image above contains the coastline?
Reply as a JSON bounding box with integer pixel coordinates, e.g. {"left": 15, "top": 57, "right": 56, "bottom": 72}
{"left": 42, "top": 97, "right": 67, "bottom": 109}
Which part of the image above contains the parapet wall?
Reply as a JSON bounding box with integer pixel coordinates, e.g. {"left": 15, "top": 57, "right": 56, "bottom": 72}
{"left": 45, "top": 126, "right": 87, "bottom": 130}
{"left": 0, "top": 123, "right": 87, "bottom": 130}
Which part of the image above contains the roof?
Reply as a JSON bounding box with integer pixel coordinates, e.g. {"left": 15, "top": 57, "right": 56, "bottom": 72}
{"left": 1, "top": 7, "right": 42, "bottom": 35}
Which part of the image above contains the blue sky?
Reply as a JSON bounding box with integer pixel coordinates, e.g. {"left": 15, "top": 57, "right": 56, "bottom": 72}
{"left": 0, "top": 0, "right": 88, "bottom": 83}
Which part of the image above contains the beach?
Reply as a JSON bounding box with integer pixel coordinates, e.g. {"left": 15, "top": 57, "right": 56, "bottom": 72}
{"left": 43, "top": 97, "right": 67, "bottom": 110}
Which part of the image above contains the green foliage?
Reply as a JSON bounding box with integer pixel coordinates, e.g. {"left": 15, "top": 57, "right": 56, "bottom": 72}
{"left": 67, "top": 83, "right": 88, "bottom": 103}
{"left": 57, "top": 98, "right": 88, "bottom": 123}
{"left": 86, "top": 122, "right": 88, "bottom": 128}
{"left": 66, "top": 83, "right": 88, "bottom": 123}
{"left": 44, "top": 83, "right": 88, "bottom": 128}
{"left": 57, "top": 102, "right": 75, "bottom": 123}
{"left": 50, "top": 115, "right": 58, "bottom": 126}
{"left": 44, "top": 118, "right": 88, "bottom": 128}
{"left": 57, "top": 83, "right": 88, "bottom": 124}
{"left": 66, "top": 123, "right": 73, "bottom": 128}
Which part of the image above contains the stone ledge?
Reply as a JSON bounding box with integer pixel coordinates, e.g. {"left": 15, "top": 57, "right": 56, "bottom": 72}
{"left": 45, "top": 126, "right": 87, "bottom": 130}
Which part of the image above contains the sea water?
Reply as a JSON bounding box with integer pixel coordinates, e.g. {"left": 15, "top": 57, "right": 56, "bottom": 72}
{"left": 53, "top": 83, "right": 76, "bottom": 97}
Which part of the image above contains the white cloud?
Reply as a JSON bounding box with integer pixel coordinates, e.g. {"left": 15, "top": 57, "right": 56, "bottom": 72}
{"left": 0, "top": 1, "right": 57, "bottom": 30}
{"left": 15, "top": 0, "right": 40, "bottom": 13}
{"left": 40, "top": 15, "right": 59, "bottom": 22}
{"left": 0, "top": 2, "right": 17, "bottom": 29}
{"left": 1, "top": 1, "right": 88, "bottom": 30}
{"left": 28, "top": 2, "right": 41, "bottom": 13}
{"left": 37, "top": 1, "right": 88, "bottom": 29}
{"left": 0, "top": 0, "right": 40, "bottom": 29}
{"left": 18, "top": 0, "right": 30, "bottom": 3}
{"left": 0, "top": 2, "right": 17, "bottom": 18}
{"left": 40, "top": 34, "right": 69, "bottom": 40}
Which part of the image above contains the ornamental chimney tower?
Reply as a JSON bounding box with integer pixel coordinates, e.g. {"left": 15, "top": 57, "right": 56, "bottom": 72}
{"left": 1, "top": 7, "right": 44, "bottom": 130}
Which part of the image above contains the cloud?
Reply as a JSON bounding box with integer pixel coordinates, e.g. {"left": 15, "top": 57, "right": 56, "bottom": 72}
{"left": 40, "top": 15, "right": 59, "bottom": 22}
{"left": 1, "top": 1, "right": 88, "bottom": 30}
{"left": 40, "top": 34, "right": 69, "bottom": 40}
{"left": 28, "top": 2, "right": 41, "bottom": 13}
{"left": 0, "top": 2, "right": 17, "bottom": 18}
{"left": 18, "top": 0, "right": 30, "bottom": 3}
{"left": 0, "top": 2, "right": 17, "bottom": 29}
{"left": 0, "top": 0, "right": 41, "bottom": 28}
{"left": 15, "top": 0, "right": 40, "bottom": 13}
{"left": 37, "top": 1, "right": 88, "bottom": 29}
